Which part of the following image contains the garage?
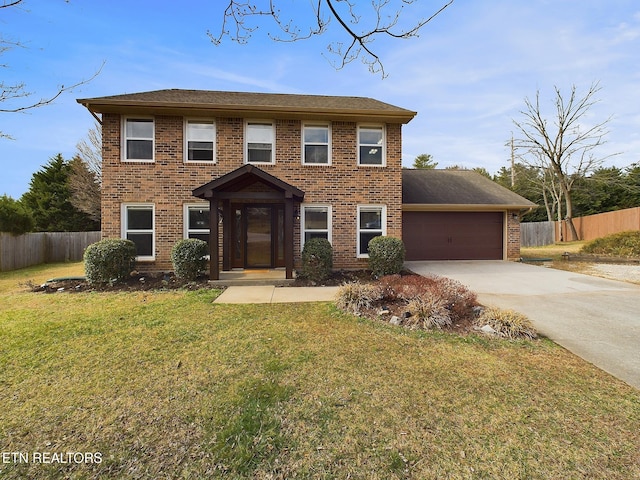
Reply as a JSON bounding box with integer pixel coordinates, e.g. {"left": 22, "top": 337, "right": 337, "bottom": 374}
{"left": 402, "top": 169, "right": 536, "bottom": 261}
{"left": 403, "top": 211, "right": 504, "bottom": 260}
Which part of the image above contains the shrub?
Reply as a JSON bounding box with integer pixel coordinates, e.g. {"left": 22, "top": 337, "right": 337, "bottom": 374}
{"left": 335, "top": 282, "right": 383, "bottom": 315}
{"left": 0, "top": 195, "right": 33, "bottom": 235}
{"left": 581, "top": 231, "right": 640, "bottom": 258}
{"left": 405, "top": 295, "right": 452, "bottom": 329}
{"left": 84, "top": 239, "right": 136, "bottom": 285}
{"left": 171, "top": 238, "right": 209, "bottom": 280}
{"left": 475, "top": 307, "right": 537, "bottom": 340}
{"left": 431, "top": 277, "right": 478, "bottom": 321}
{"left": 367, "top": 236, "right": 405, "bottom": 277}
{"left": 300, "top": 238, "right": 333, "bottom": 282}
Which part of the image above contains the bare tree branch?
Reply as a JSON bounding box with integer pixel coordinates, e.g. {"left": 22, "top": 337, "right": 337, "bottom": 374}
{"left": 208, "top": 0, "right": 454, "bottom": 77}
{"left": 512, "top": 82, "right": 620, "bottom": 240}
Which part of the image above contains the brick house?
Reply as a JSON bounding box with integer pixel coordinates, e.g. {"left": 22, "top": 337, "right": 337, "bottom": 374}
{"left": 77, "top": 89, "right": 533, "bottom": 280}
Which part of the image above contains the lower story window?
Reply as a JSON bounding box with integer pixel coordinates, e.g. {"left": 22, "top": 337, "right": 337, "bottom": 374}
{"left": 185, "top": 205, "right": 210, "bottom": 244}
{"left": 301, "top": 205, "right": 331, "bottom": 247}
{"left": 122, "top": 204, "right": 155, "bottom": 260}
{"left": 357, "top": 205, "right": 386, "bottom": 257}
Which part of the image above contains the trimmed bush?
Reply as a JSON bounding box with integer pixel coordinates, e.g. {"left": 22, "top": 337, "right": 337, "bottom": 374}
{"left": 368, "top": 236, "right": 405, "bottom": 277}
{"left": 84, "top": 239, "right": 136, "bottom": 285}
{"left": 300, "top": 238, "right": 333, "bottom": 282}
{"left": 171, "top": 238, "right": 209, "bottom": 280}
{"left": 335, "top": 282, "right": 383, "bottom": 315}
{"left": 475, "top": 307, "right": 537, "bottom": 340}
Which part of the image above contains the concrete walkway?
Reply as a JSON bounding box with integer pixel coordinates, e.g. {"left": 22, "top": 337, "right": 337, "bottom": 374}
{"left": 214, "top": 285, "right": 340, "bottom": 304}
{"left": 406, "top": 260, "right": 640, "bottom": 390}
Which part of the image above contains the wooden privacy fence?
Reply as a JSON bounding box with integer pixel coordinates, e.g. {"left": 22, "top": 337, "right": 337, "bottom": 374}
{"left": 0, "top": 231, "right": 101, "bottom": 272}
{"left": 522, "top": 207, "right": 640, "bottom": 246}
{"left": 521, "top": 221, "right": 555, "bottom": 247}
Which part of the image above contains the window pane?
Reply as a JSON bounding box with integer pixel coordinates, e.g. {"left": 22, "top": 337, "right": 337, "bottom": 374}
{"left": 126, "top": 119, "right": 153, "bottom": 138}
{"left": 304, "top": 126, "right": 328, "bottom": 143}
{"left": 247, "top": 124, "right": 273, "bottom": 143}
{"left": 188, "top": 208, "right": 210, "bottom": 229}
{"left": 360, "top": 209, "right": 382, "bottom": 229}
{"left": 359, "top": 146, "right": 382, "bottom": 165}
{"left": 127, "top": 233, "right": 153, "bottom": 257}
{"left": 187, "top": 122, "right": 214, "bottom": 141}
{"left": 359, "top": 128, "right": 382, "bottom": 145}
{"left": 304, "top": 145, "right": 328, "bottom": 164}
{"left": 305, "top": 232, "right": 328, "bottom": 243}
{"left": 360, "top": 232, "right": 381, "bottom": 255}
{"left": 188, "top": 141, "right": 214, "bottom": 161}
{"left": 248, "top": 144, "right": 272, "bottom": 162}
{"left": 188, "top": 233, "right": 210, "bottom": 244}
{"left": 305, "top": 208, "right": 328, "bottom": 230}
{"left": 127, "top": 140, "right": 153, "bottom": 160}
{"left": 127, "top": 208, "right": 153, "bottom": 230}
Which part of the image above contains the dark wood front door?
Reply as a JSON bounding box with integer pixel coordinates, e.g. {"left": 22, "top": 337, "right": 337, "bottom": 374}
{"left": 231, "top": 205, "right": 284, "bottom": 269}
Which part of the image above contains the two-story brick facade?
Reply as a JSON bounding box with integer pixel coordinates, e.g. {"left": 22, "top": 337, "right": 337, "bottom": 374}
{"left": 77, "top": 89, "right": 416, "bottom": 279}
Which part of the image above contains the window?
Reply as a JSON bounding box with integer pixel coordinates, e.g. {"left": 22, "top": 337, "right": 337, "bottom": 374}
{"left": 122, "top": 204, "right": 155, "bottom": 260}
{"left": 357, "top": 205, "right": 386, "bottom": 257}
{"left": 301, "top": 205, "right": 332, "bottom": 247}
{"left": 303, "top": 123, "right": 330, "bottom": 164}
{"left": 358, "top": 125, "right": 385, "bottom": 166}
{"left": 185, "top": 120, "right": 215, "bottom": 162}
{"left": 184, "top": 205, "right": 210, "bottom": 244}
{"left": 124, "top": 118, "right": 154, "bottom": 161}
{"left": 246, "top": 121, "right": 275, "bottom": 163}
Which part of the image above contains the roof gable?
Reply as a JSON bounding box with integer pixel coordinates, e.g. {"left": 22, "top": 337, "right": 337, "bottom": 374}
{"left": 402, "top": 169, "right": 536, "bottom": 210}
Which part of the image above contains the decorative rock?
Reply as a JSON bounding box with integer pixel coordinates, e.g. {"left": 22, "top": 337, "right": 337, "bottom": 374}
{"left": 389, "top": 316, "right": 402, "bottom": 326}
{"left": 378, "top": 309, "right": 390, "bottom": 316}
{"left": 479, "top": 324, "right": 498, "bottom": 335}
{"left": 472, "top": 305, "right": 485, "bottom": 316}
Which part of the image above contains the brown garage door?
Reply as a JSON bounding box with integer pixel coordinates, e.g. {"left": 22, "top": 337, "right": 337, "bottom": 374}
{"left": 403, "top": 211, "right": 504, "bottom": 260}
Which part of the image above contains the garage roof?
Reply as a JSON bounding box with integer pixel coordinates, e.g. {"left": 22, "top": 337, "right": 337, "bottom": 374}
{"left": 402, "top": 169, "right": 536, "bottom": 211}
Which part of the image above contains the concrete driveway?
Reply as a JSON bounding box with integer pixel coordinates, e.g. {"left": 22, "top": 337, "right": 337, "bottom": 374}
{"left": 406, "top": 260, "right": 640, "bottom": 390}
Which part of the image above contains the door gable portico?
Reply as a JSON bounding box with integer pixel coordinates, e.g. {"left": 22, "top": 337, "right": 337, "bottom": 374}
{"left": 193, "top": 165, "right": 305, "bottom": 280}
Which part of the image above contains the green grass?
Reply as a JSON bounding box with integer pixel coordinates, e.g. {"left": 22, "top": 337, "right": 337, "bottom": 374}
{"left": 1, "top": 263, "right": 640, "bottom": 478}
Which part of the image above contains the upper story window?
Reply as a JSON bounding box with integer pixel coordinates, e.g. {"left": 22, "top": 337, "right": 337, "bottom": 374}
{"left": 123, "top": 118, "right": 154, "bottom": 162}
{"left": 246, "top": 121, "right": 275, "bottom": 164}
{"left": 185, "top": 120, "right": 216, "bottom": 162}
{"left": 303, "top": 123, "right": 331, "bottom": 165}
{"left": 358, "top": 125, "right": 385, "bottom": 166}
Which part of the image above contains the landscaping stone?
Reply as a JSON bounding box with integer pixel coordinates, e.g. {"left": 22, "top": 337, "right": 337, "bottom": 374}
{"left": 390, "top": 316, "right": 402, "bottom": 326}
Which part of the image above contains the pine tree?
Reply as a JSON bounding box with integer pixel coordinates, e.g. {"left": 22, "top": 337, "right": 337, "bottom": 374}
{"left": 20, "top": 154, "right": 99, "bottom": 232}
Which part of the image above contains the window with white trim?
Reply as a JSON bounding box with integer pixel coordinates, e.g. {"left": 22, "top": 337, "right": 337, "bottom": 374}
{"left": 357, "top": 205, "right": 386, "bottom": 257}
{"left": 246, "top": 121, "right": 275, "bottom": 163}
{"left": 302, "top": 123, "right": 330, "bottom": 165}
{"left": 123, "top": 118, "right": 154, "bottom": 161}
{"left": 301, "top": 205, "right": 332, "bottom": 247}
{"left": 185, "top": 120, "right": 215, "bottom": 162}
{"left": 122, "top": 204, "right": 155, "bottom": 260}
{"left": 184, "top": 204, "right": 210, "bottom": 244}
{"left": 358, "top": 125, "right": 385, "bottom": 166}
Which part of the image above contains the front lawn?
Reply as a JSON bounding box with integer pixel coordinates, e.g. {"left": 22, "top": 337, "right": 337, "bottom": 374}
{"left": 1, "top": 263, "right": 639, "bottom": 479}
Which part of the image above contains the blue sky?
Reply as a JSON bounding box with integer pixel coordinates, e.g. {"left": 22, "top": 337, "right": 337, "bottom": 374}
{"left": 1, "top": 0, "right": 639, "bottom": 198}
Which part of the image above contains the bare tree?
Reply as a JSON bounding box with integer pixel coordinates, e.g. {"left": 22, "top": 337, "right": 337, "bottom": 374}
{"left": 68, "top": 123, "right": 102, "bottom": 222}
{"left": 209, "top": 0, "right": 454, "bottom": 77}
{"left": 1, "top": 0, "right": 102, "bottom": 138}
{"left": 513, "top": 82, "right": 617, "bottom": 241}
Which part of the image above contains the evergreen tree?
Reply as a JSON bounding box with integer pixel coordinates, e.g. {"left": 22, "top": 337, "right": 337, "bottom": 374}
{"left": 412, "top": 153, "right": 438, "bottom": 169}
{"left": 0, "top": 195, "right": 34, "bottom": 234}
{"left": 20, "top": 154, "right": 99, "bottom": 232}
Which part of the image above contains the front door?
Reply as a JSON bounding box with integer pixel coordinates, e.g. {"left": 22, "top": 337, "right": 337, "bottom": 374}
{"left": 231, "top": 205, "right": 284, "bottom": 269}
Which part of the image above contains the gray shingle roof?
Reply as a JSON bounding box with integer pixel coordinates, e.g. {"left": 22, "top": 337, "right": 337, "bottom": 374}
{"left": 402, "top": 169, "right": 536, "bottom": 209}
{"left": 77, "top": 89, "right": 416, "bottom": 123}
